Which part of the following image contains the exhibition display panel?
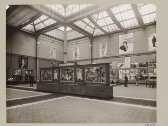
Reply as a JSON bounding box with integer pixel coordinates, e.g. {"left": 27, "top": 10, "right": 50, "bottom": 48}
{"left": 38, "top": 63, "right": 112, "bottom": 98}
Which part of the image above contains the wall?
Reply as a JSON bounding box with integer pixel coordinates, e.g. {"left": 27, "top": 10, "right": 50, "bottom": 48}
{"left": 6, "top": 27, "right": 64, "bottom": 80}
{"left": 67, "top": 37, "right": 91, "bottom": 62}
{"left": 67, "top": 25, "right": 156, "bottom": 64}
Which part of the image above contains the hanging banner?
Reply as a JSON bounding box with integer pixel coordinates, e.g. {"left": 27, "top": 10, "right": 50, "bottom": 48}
{"left": 73, "top": 47, "right": 79, "bottom": 59}
{"left": 119, "top": 33, "right": 134, "bottom": 54}
{"left": 99, "top": 42, "right": 107, "bottom": 57}
{"left": 148, "top": 33, "right": 156, "bottom": 51}
{"left": 124, "top": 57, "right": 131, "bottom": 68}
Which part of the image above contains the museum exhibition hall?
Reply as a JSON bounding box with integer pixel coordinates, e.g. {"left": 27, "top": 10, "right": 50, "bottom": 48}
{"left": 6, "top": 4, "right": 157, "bottom": 123}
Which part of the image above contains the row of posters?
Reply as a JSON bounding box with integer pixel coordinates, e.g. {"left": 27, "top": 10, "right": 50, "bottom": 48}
{"left": 47, "top": 32, "right": 156, "bottom": 60}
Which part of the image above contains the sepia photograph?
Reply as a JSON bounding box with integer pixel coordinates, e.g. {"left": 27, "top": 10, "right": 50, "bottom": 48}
{"left": 5, "top": 2, "right": 159, "bottom": 124}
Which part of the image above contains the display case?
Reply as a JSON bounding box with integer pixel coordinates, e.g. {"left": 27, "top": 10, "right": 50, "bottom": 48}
{"left": 40, "top": 68, "right": 52, "bottom": 82}
{"left": 60, "top": 66, "right": 75, "bottom": 83}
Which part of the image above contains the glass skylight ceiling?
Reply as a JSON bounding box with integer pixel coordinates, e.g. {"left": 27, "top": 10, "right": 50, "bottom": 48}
{"left": 92, "top": 11, "right": 120, "bottom": 32}
{"left": 58, "top": 26, "right": 72, "bottom": 31}
{"left": 21, "top": 14, "right": 56, "bottom": 33}
{"left": 74, "top": 18, "right": 95, "bottom": 34}
{"left": 111, "top": 4, "right": 139, "bottom": 28}
{"left": 138, "top": 4, "right": 156, "bottom": 24}
{"left": 46, "top": 4, "right": 94, "bottom": 16}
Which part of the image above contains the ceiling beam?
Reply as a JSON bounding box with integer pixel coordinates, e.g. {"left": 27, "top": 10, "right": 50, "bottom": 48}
{"left": 36, "top": 22, "right": 62, "bottom": 35}
{"left": 106, "top": 8, "right": 124, "bottom": 31}
{"left": 131, "top": 4, "right": 145, "bottom": 27}
{"left": 67, "top": 5, "right": 112, "bottom": 23}
{"left": 67, "top": 23, "right": 93, "bottom": 38}
{"left": 87, "top": 16, "right": 109, "bottom": 35}
{"left": 17, "top": 13, "right": 42, "bottom": 29}
{"left": 29, "top": 5, "right": 65, "bottom": 23}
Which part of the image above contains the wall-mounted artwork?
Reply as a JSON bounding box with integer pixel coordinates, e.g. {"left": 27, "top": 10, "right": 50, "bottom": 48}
{"left": 14, "top": 69, "right": 22, "bottom": 75}
{"left": 41, "top": 69, "right": 52, "bottom": 81}
{"left": 138, "top": 68, "right": 148, "bottom": 80}
{"left": 60, "top": 67, "right": 74, "bottom": 82}
{"left": 118, "top": 63, "right": 125, "bottom": 68}
{"left": 48, "top": 47, "right": 57, "bottom": 59}
{"left": 148, "top": 33, "right": 156, "bottom": 51}
{"left": 73, "top": 47, "right": 79, "bottom": 59}
{"left": 130, "top": 69, "right": 138, "bottom": 80}
{"left": 110, "top": 69, "right": 119, "bottom": 82}
{"left": 85, "top": 66, "right": 106, "bottom": 83}
{"left": 53, "top": 69, "right": 59, "bottom": 82}
{"left": 124, "top": 57, "right": 131, "bottom": 68}
{"left": 119, "top": 33, "right": 134, "bottom": 54}
{"left": 99, "top": 42, "right": 107, "bottom": 57}
{"left": 76, "top": 67, "right": 83, "bottom": 82}
{"left": 19, "top": 57, "right": 28, "bottom": 69}
{"left": 119, "top": 70, "right": 123, "bottom": 80}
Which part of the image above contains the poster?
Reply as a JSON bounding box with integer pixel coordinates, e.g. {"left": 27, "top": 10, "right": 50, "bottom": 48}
{"left": 119, "top": 70, "right": 123, "bottom": 80}
{"left": 148, "top": 33, "right": 156, "bottom": 51}
{"left": 73, "top": 47, "right": 79, "bottom": 59}
{"left": 111, "top": 61, "right": 118, "bottom": 69}
{"left": 99, "top": 42, "right": 107, "bottom": 57}
{"left": 85, "top": 66, "right": 106, "bottom": 83}
{"left": 41, "top": 69, "right": 52, "bottom": 81}
{"left": 49, "top": 47, "right": 56, "bottom": 59}
{"left": 60, "top": 67, "right": 74, "bottom": 82}
{"left": 118, "top": 63, "right": 125, "bottom": 68}
{"left": 53, "top": 69, "right": 58, "bottom": 81}
{"left": 130, "top": 69, "right": 138, "bottom": 80}
{"left": 19, "top": 57, "right": 28, "bottom": 69}
{"left": 76, "top": 68, "right": 83, "bottom": 82}
{"left": 124, "top": 57, "right": 131, "bottom": 68}
{"left": 119, "top": 33, "right": 134, "bottom": 54}
{"left": 110, "top": 69, "right": 119, "bottom": 82}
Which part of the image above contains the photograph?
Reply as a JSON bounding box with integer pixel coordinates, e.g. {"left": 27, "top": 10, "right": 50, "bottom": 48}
{"left": 5, "top": 3, "right": 157, "bottom": 124}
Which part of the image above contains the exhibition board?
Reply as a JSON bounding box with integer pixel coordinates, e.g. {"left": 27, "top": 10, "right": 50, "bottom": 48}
{"left": 40, "top": 63, "right": 110, "bottom": 86}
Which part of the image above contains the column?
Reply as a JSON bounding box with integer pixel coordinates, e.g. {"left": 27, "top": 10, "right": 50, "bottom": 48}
{"left": 90, "top": 38, "right": 93, "bottom": 64}
{"left": 35, "top": 35, "right": 39, "bottom": 82}
{"left": 63, "top": 26, "right": 68, "bottom": 63}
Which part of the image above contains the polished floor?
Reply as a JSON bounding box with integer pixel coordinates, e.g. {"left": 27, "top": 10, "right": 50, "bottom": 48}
{"left": 6, "top": 84, "right": 157, "bottom": 123}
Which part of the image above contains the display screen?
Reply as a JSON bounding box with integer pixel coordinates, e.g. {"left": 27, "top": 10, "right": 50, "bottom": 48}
{"left": 85, "top": 66, "right": 106, "bottom": 83}
{"left": 76, "top": 67, "right": 83, "bottom": 82}
{"left": 41, "top": 69, "right": 52, "bottom": 81}
{"left": 60, "top": 67, "right": 74, "bottom": 82}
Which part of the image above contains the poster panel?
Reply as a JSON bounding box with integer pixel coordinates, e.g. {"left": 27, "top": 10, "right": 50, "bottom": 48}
{"left": 99, "top": 42, "right": 107, "bottom": 57}
{"left": 119, "top": 33, "right": 134, "bottom": 54}
{"left": 125, "top": 57, "right": 131, "bottom": 68}
{"left": 73, "top": 47, "right": 79, "bottom": 59}
{"left": 148, "top": 33, "right": 156, "bottom": 51}
{"left": 49, "top": 47, "right": 56, "bottom": 59}
{"left": 19, "top": 57, "right": 28, "bottom": 69}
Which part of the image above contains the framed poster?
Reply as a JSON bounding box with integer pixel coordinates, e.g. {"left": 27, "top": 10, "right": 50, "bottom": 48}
{"left": 138, "top": 68, "right": 148, "bottom": 80}
{"left": 110, "top": 69, "right": 119, "bottom": 82}
{"left": 124, "top": 57, "right": 131, "bottom": 68}
{"left": 60, "top": 67, "right": 74, "bottom": 82}
{"left": 48, "top": 47, "right": 56, "bottom": 59}
{"left": 19, "top": 57, "right": 28, "bottom": 69}
{"left": 40, "top": 69, "right": 52, "bottom": 81}
{"left": 73, "top": 47, "right": 79, "bottom": 59}
{"left": 119, "top": 70, "right": 123, "bottom": 80}
{"left": 130, "top": 69, "right": 138, "bottom": 80}
{"left": 148, "top": 33, "right": 156, "bottom": 51}
{"left": 53, "top": 68, "right": 59, "bottom": 82}
{"left": 76, "top": 67, "right": 84, "bottom": 82}
{"left": 118, "top": 63, "right": 125, "bottom": 68}
{"left": 99, "top": 42, "right": 107, "bottom": 57}
{"left": 85, "top": 66, "right": 106, "bottom": 83}
{"left": 14, "top": 69, "right": 22, "bottom": 75}
{"left": 119, "top": 33, "right": 134, "bottom": 54}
